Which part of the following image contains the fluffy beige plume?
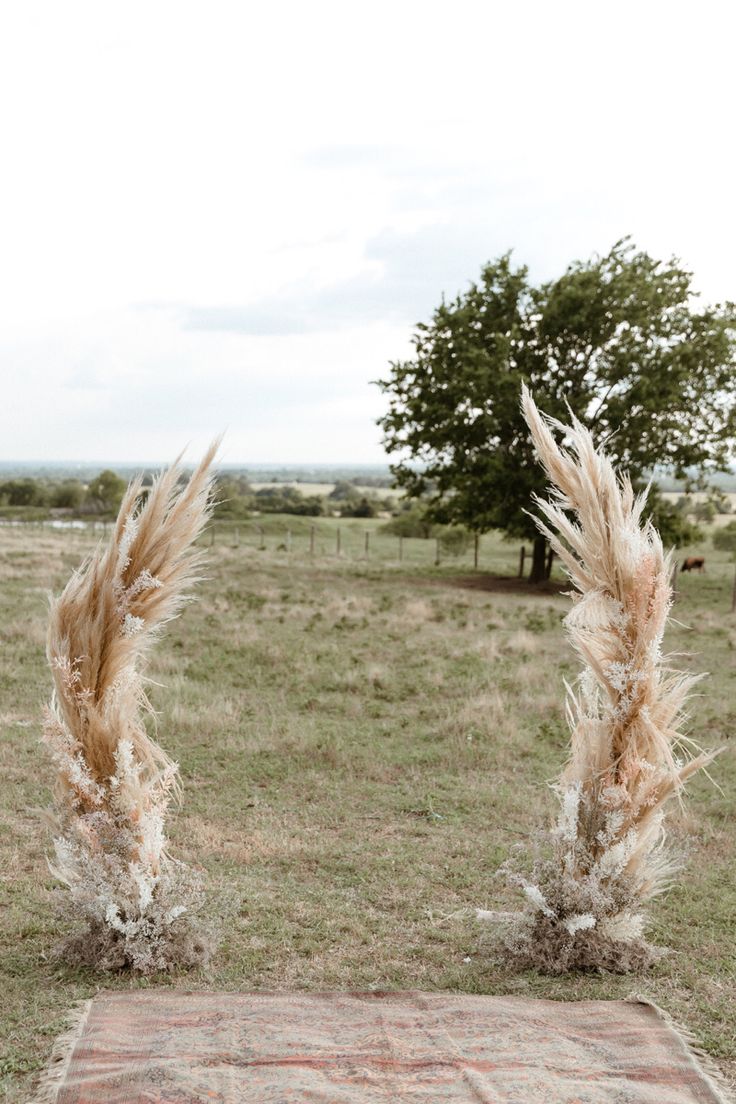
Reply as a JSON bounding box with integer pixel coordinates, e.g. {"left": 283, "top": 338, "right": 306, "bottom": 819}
{"left": 490, "top": 389, "right": 716, "bottom": 972}
{"left": 43, "top": 443, "right": 219, "bottom": 972}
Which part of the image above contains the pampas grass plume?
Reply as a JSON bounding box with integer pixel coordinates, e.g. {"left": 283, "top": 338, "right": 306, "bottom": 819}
{"left": 43, "top": 443, "right": 219, "bottom": 972}
{"left": 489, "top": 389, "right": 718, "bottom": 972}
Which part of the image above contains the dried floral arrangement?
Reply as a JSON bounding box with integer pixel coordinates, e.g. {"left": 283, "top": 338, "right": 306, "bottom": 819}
{"left": 486, "top": 388, "right": 717, "bottom": 973}
{"left": 43, "top": 446, "right": 217, "bottom": 972}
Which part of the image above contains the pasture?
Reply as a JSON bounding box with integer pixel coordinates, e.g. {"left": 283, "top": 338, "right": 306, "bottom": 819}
{"left": 0, "top": 520, "right": 734, "bottom": 1101}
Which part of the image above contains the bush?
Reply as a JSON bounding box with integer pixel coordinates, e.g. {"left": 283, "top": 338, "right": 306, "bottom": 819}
{"left": 644, "top": 488, "right": 702, "bottom": 548}
{"left": 381, "top": 505, "right": 435, "bottom": 538}
{"left": 0, "top": 478, "right": 49, "bottom": 507}
{"left": 50, "top": 480, "right": 85, "bottom": 510}
{"left": 254, "top": 487, "right": 323, "bottom": 516}
{"left": 439, "top": 527, "right": 470, "bottom": 557}
{"left": 693, "top": 500, "right": 716, "bottom": 523}
{"left": 85, "top": 470, "right": 127, "bottom": 514}
{"left": 712, "top": 520, "right": 736, "bottom": 555}
{"left": 341, "top": 497, "right": 376, "bottom": 518}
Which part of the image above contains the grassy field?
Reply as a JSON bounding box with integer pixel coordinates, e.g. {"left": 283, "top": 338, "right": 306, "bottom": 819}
{"left": 0, "top": 521, "right": 734, "bottom": 1100}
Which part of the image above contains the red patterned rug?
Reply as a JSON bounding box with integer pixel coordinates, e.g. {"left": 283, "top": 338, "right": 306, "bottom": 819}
{"left": 33, "top": 990, "right": 731, "bottom": 1103}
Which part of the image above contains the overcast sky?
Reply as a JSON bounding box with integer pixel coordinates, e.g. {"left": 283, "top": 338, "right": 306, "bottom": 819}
{"left": 1, "top": 0, "right": 734, "bottom": 464}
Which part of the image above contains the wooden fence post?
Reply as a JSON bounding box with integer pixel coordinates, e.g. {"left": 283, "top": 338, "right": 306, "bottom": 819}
{"left": 310, "top": 526, "right": 315, "bottom": 557}
{"left": 435, "top": 537, "right": 441, "bottom": 566}
{"left": 336, "top": 527, "right": 341, "bottom": 557}
{"left": 518, "top": 545, "right": 526, "bottom": 578}
{"left": 474, "top": 532, "right": 479, "bottom": 570}
{"left": 399, "top": 535, "right": 403, "bottom": 562}
{"left": 365, "top": 531, "right": 370, "bottom": 559}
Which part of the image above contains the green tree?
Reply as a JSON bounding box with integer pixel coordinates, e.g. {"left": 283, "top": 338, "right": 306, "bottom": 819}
{"left": 712, "top": 520, "right": 736, "bottom": 555}
{"left": 50, "top": 480, "right": 85, "bottom": 510}
{"left": 86, "top": 470, "right": 127, "bottom": 514}
{"left": 381, "top": 503, "right": 436, "bottom": 539}
{"left": 645, "top": 488, "right": 702, "bottom": 549}
{"left": 0, "top": 478, "right": 49, "bottom": 507}
{"left": 213, "top": 476, "right": 253, "bottom": 520}
{"left": 328, "top": 480, "right": 361, "bottom": 503}
{"left": 377, "top": 239, "right": 736, "bottom": 581}
{"left": 344, "top": 496, "right": 376, "bottom": 518}
{"left": 693, "top": 499, "right": 717, "bottom": 523}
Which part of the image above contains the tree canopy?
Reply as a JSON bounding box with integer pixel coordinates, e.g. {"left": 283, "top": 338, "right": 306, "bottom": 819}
{"left": 377, "top": 239, "right": 736, "bottom": 580}
{"left": 712, "top": 520, "right": 736, "bottom": 555}
{"left": 86, "top": 470, "right": 127, "bottom": 514}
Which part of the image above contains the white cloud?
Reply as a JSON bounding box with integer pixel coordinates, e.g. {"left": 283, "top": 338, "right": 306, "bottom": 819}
{"left": 0, "top": 0, "right": 734, "bottom": 461}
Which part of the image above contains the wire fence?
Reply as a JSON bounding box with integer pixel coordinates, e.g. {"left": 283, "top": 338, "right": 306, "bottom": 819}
{"left": 3, "top": 518, "right": 734, "bottom": 599}
{"left": 1, "top": 517, "right": 534, "bottom": 576}
{"left": 199, "top": 522, "right": 536, "bottom": 575}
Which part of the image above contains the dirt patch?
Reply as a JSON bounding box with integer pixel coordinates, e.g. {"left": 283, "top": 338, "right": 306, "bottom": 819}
{"left": 444, "top": 573, "right": 567, "bottom": 596}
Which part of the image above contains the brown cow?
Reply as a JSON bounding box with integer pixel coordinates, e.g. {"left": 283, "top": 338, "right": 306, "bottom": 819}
{"left": 681, "top": 557, "right": 705, "bottom": 573}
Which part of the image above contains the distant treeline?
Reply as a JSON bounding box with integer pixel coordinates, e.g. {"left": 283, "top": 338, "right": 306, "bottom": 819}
{"left": 3, "top": 470, "right": 722, "bottom": 552}
{"left": 0, "top": 471, "right": 128, "bottom": 514}
{"left": 0, "top": 472, "right": 400, "bottom": 521}
{"left": 0, "top": 461, "right": 396, "bottom": 484}
{"left": 0, "top": 471, "right": 484, "bottom": 554}
{"left": 216, "top": 477, "right": 397, "bottom": 519}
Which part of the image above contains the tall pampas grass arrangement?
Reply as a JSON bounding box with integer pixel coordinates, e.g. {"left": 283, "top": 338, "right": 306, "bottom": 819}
{"left": 489, "top": 389, "right": 716, "bottom": 973}
{"left": 43, "top": 445, "right": 218, "bottom": 973}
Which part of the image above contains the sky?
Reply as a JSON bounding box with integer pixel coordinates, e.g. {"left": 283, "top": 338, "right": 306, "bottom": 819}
{"left": 1, "top": 0, "right": 734, "bottom": 464}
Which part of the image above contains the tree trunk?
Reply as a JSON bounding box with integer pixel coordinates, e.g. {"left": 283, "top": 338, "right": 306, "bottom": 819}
{"left": 528, "top": 535, "right": 547, "bottom": 583}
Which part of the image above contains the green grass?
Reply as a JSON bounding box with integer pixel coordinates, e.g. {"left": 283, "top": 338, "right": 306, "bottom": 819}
{"left": 0, "top": 525, "right": 734, "bottom": 1100}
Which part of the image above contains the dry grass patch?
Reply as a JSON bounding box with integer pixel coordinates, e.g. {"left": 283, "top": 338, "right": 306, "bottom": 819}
{"left": 0, "top": 525, "right": 733, "bottom": 1100}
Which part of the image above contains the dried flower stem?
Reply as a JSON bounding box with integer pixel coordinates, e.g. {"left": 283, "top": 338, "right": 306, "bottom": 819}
{"left": 44, "top": 444, "right": 218, "bottom": 972}
{"left": 489, "top": 390, "right": 717, "bottom": 972}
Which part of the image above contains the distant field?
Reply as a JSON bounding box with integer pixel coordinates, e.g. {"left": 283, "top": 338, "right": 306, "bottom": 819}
{"left": 661, "top": 490, "right": 736, "bottom": 526}
{"left": 250, "top": 481, "right": 404, "bottom": 499}
{"left": 0, "top": 524, "right": 734, "bottom": 1101}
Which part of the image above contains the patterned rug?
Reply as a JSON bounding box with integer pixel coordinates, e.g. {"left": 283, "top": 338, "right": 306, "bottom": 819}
{"left": 33, "top": 990, "right": 731, "bottom": 1103}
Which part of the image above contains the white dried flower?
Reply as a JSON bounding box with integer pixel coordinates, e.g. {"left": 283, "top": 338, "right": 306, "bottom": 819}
{"left": 122, "top": 613, "right": 145, "bottom": 637}
{"left": 117, "top": 513, "right": 139, "bottom": 574}
{"left": 594, "top": 829, "right": 638, "bottom": 879}
{"left": 523, "top": 883, "right": 555, "bottom": 918}
{"left": 598, "top": 911, "right": 646, "bottom": 942}
{"left": 563, "top": 913, "right": 596, "bottom": 936}
{"left": 556, "top": 783, "right": 581, "bottom": 843}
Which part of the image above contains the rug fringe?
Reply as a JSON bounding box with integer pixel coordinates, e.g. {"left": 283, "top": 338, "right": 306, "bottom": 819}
{"left": 29, "top": 999, "right": 93, "bottom": 1104}
{"left": 626, "top": 993, "right": 735, "bottom": 1104}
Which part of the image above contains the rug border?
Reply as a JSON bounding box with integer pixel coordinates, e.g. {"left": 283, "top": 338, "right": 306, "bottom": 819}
{"left": 29, "top": 999, "right": 93, "bottom": 1104}
{"left": 626, "top": 995, "right": 734, "bottom": 1104}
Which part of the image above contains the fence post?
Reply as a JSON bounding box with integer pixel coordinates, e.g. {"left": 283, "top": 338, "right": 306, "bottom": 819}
{"left": 310, "top": 525, "right": 315, "bottom": 557}
{"left": 336, "top": 527, "right": 341, "bottom": 557}
{"left": 399, "top": 535, "right": 403, "bottom": 562}
{"left": 474, "top": 532, "right": 479, "bottom": 570}
{"left": 435, "top": 537, "right": 441, "bottom": 566}
{"left": 518, "top": 545, "right": 526, "bottom": 578}
{"left": 365, "top": 531, "right": 370, "bottom": 559}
